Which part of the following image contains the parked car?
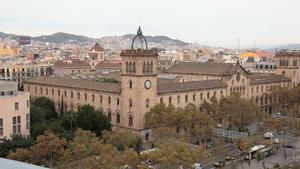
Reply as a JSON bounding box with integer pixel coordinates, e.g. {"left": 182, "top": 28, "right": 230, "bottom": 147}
{"left": 192, "top": 163, "right": 203, "bottom": 169}
{"left": 264, "top": 132, "right": 273, "bottom": 139}
{"left": 213, "top": 161, "right": 225, "bottom": 168}
{"left": 225, "top": 156, "right": 235, "bottom": 161}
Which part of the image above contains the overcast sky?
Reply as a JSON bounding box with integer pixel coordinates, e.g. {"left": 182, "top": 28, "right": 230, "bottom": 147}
{"left": 0, "top": 0, "right": 299, "bottom": 48}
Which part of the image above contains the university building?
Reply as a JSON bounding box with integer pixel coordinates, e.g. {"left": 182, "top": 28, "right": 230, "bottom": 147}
{"left": 24, "top": 27, "right": 296, "bottom": 140}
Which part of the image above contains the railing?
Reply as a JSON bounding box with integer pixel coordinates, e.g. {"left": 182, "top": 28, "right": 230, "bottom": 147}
{"left": 214, "top": 128, "right": 249, "bottom": 139}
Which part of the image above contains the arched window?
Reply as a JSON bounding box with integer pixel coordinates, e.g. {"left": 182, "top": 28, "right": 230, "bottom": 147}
{"left": 185, "top": 95, "right": 188, "bottom": 102}
{"left": 150, "top": 62, "right": 153, "bottom": 73}
{"left": 193, "top": 94, "right": 196, "bottom": 101}
{"left": 129, "top": 80, "right": 132, "bottom": 89}
{"left": 107, "top": 111, "right": 112, "bottom": 122}
{"left": 126, "top": 62, "right": 129, "bottom": 73}
{"left": 145, "top": 133, "right": 149, "bottom": 141}
{"left": 116, "top": 112, "right": 121, "bottom": 124}
{"left": 129, "top": 114, "right": 133, "bottom": 127}
{"left": 133, "top": 62, "right": 136, "bottom": 73}
{"left": 207, "top": 92, "right": 210, "bottom": 99}
{"left": 200, "top": 93, "right": 203, "bottom": 100}
{"left": 108, "top": 97, "right": 111, "bottom": 104}
{"left": 129, "top": 99, "right": 133, "bottom": 107}
{"left": 71, "top": 91, "right": 73, "bottom": 98}
{"left": 146, "top": 99, "right": 149, "bottom": 108}
{"left": 169, "top": 97, "right": 172, "bottom": 105}
{"left": 143, "top": 62, "right": 146, "bottom": 73}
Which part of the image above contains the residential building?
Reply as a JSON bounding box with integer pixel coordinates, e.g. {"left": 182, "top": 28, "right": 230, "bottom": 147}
{"left": 0, "top": 81, "right": 30, "bottom": 139}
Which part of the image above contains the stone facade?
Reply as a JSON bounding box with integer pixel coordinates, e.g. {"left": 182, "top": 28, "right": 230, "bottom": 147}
{"left": 23, "top": 29, "right": 296, "bottom": 140}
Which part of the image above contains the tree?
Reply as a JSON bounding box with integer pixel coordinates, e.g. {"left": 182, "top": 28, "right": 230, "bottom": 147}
{"left": 31, "top": 97, "right": 57, "bottom": 119}
{"left": 30, "top": 120, "right": 66, "bottom": 140}
{"left": 145, "top": 103, "right": 214, "bottom": 144}
{"left": 8, "top": 130, "right": 66, "bottom": 168}
{"left": 102, "top": 129, "right": 142, "bottom": 151}
{"left": 142, "top": 141, "right": 204, "bottom": 169}
{"left": 0, "top": 135, "right": 34, "bottom": 157}
{"left": 58, "top": 129, "right": 123, "bottom": 169}
{"left": 75, "top": 105, "right": 111, "bottom": 136}
{"left": 60, "top": 129, "right": 103, "bottom": 162}
{"left": 220, "top": 93, "right": 258, "bottom": 131}
{"left": 200, "top": 96, "right": 222, "bottom": 123}
{"left": 120, "top": 149, "right": 139, "bottom": 168}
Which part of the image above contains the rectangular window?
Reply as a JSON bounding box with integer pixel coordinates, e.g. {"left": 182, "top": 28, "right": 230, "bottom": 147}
{"left": 15, "top": 102, "right": 19, "bottom": 111}
{"left": 27, "top": 100, "right": 29, "bottom": 108}
{"left": 52, "top": 89, "right": 54, "bottom": 95}
{"left": 177, "top": 95, "right": 180, "bottom": 104}
{"left": 0, "top": 119, "right": 3, "bottom": 136}
{"left": 78, "top": 92, "right": 80, "bottom": 99}
{"left": 64, "top": 91, "right": 67, "bottom": 97}
{"left": 117, "top": 98, "right": 119, "bottom": 105}
{"left": 100, "top": 95, "right": 103, "bottom": 103}
{"left": 185, "top": 95, "right": 188, "bottom": 102}
{"left": 293, "top": 60, "right": 297, "bottom": 67}
{"left": 92, "top": 94, "right": 95, "bottom": 102}
{"left": 85, "top": 93, "right": 87, "bottom": 101}
{"left": 26, "top": 114, "right": 30, "bottom": 130}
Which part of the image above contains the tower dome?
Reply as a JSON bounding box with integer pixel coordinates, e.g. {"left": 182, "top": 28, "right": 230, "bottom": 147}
{"left": 131, "top": 26, "right": 148, "bottom": 50}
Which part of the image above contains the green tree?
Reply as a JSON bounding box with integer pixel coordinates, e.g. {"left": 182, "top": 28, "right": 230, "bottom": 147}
{"left": 220, "top": 93, "right": 258, "bottom": 131}
{"left": 0, "top": 135, "right": 34, "bottom": 157}
{"left": 102, "top": 129, "right": 142, "bottom": 151}
{"left": 31, "top": 97, "right": 57, "bottom": 119}
{"left": 75, "top": 105, "right": 111, "bottom": 136}
{"left": 8, "top": 130, "right": 66, "bottom": 168}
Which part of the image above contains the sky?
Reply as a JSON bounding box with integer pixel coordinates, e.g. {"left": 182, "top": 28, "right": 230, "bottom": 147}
{"left": 0, "top": 0, "right": 300, "bottom": 48}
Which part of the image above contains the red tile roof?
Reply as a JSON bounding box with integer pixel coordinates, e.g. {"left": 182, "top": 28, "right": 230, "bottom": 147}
{"left": 95, "top": 61, "right": 121, "bottom": 69}
{"left": 54, "top": 59, "right": 90, "bottom": 69}
{"left": 90, "top": 43, "right": 104, "bottom": 52}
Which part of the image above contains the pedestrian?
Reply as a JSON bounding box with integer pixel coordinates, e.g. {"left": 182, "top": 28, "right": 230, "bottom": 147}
{"left": 262, "top": 161, "right": 266, "bottom": 169}
{"left": 248, "top": 160, "right": 250, "bottom": 166}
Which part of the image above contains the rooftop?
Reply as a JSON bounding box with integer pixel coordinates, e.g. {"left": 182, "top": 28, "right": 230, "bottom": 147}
{"left": 158, "top": 80, "right": 226, "bottom": 94}
{"left": 164, "top": 62, "right": 240, "bottom": 76}
{"left": 25, "top": 76, "right": 121, "bottom": 94}
{"left": 90, "top": 43, "right": 104, "bottom": 52}
{"left": 249, "top": 73, "right": 291, "bottom": 85}
{"left": 54, "top": 59, "right": 90, "bottom": 69}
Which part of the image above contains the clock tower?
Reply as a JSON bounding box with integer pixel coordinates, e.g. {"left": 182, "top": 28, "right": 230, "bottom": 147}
{"left": 120, "top": 26, "right": 158, "bottom": 137}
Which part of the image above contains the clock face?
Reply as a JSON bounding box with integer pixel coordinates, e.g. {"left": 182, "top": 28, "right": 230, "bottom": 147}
{"left": 144, "top": 80, "right": 152, "bottom": 89}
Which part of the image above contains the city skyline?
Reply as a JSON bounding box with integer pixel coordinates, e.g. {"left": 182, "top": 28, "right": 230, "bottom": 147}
{"left": 1, "top": 0, "right": 300, "bottom": 48}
